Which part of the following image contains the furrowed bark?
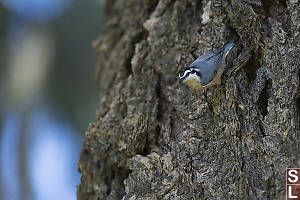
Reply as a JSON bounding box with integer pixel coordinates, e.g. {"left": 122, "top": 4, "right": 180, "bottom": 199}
{"left": 78, "top": 0, "right": 300, "bottom": 199}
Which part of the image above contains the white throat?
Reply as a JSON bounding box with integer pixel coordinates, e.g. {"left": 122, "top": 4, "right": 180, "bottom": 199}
{"left": 183, "top": 73, "right": 201, "bottom": 84}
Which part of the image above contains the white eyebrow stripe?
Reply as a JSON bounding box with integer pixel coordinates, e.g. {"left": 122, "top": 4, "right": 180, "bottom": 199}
{"left": 182, "top": 69, "right": 191, "bottom": 78}
{"left": 192, "top": 68, "right": 201, "bottom": 72}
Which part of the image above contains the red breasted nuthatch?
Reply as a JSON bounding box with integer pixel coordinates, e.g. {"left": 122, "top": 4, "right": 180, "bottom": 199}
{"left": 178, "top": 42, "right": 235, "bottom": 90}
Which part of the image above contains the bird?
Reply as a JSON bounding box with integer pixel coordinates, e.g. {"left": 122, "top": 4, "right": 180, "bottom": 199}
{"left": 178, "top": 42, "right": 235, "bottom": 90}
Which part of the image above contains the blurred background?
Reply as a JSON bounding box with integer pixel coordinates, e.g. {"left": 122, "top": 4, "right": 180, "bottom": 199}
{"left": 0, "top": 0, "right": 106, "bottom": 199}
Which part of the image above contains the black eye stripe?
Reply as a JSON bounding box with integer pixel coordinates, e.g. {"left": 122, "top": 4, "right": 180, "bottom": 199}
{"left": 189, "top": 69, "right": 200, "bottom": 77}
{"left": 179, "top": 69, "right": 190, "bottom": 79}
{"left": 185, "top": 70, "right": 201, "bottom": 78}
{"left": 179, "top": 68, "right": 202, "bottom": 79}
{"left": 185, "top": 72, "right": 190, "bottom": 78}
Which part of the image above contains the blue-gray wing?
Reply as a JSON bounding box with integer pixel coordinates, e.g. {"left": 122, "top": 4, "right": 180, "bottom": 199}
{"left": 190, "top": 49, "right": 222, "bottom": 65}
{"left": 190, "top": 42, "right": 234, "bottom": 67}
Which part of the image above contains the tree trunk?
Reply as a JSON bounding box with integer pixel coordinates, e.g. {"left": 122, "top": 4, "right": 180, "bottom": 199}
{"left": 77, "top": 0, "right": 300, "bottom": 199}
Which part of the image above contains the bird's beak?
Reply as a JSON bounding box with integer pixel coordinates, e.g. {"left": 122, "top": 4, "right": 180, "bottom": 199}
{"left": 178, "top": 69, "right": 186, "bottom": 83}
{"left": 178, "top": 73, "right": 183, "bottom": 83}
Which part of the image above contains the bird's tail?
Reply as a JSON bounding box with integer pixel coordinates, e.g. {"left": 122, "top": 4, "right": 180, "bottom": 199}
{"left": 223, "top": 42, "right": 235, "bottom": 57}
{"left": 222, "top": 42, "right": 235, "bottom": 65}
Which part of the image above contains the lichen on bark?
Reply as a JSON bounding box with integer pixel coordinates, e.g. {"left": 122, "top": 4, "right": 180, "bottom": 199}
{"left": 78, "top": 0, "right": 300, "bottom": 199}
